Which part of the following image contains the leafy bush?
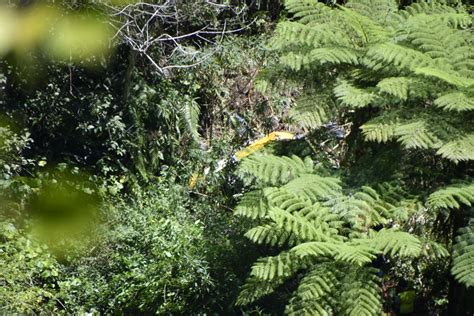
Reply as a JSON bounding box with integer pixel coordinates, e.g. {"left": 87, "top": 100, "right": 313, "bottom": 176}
{"left": 0, "top": 221, "right": 62, "bottom": 314}
{"left": 58, "top": 185, "right": 216, "bottom": 314}
{"left": 1, "top": 181, "right": 220, "bottom": 314}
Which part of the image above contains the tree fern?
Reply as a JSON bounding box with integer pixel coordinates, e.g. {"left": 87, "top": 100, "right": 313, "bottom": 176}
{"left": 238, "top": 0, "right": 474, "bottom": 312}
{"left": 236, "top": 154, "right": 423, "bottom": 314}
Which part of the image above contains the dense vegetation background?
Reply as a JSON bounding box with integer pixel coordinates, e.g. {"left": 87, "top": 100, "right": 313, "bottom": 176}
{"left": 1, "top": 0, "right": 473, "bottom": 315}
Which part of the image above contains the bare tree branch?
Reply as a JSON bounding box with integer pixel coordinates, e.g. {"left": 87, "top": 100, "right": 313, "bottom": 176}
{"left": 103, "top": 1, "right": 253, "bottom": 74}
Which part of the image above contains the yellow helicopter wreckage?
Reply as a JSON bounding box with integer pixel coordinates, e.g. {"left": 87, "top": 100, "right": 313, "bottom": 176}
{"left": 188, "top": 131, "right": 295, "bottom": 189}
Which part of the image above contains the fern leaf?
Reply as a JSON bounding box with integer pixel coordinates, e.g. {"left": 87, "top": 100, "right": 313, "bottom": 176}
{"left": 286, "top": 299, "right": 332, "bottom": 316}
{"left": 366, "top": 228, "right": 422, "bottom": 258}
{"left": 434, "top": 92, "right": 474, "bottom": 112}
{"left": 341, "top": 268, "right": 382, "bottom": 316}
{"left": 452, "top": 219, "right": 474, "bottom": 287}
{"left": 295, "top": 264, "right": 339, "bottom": 300}
{"left": 427, "top": 182, "right": 474, "bottom": 210}
{"left": 376, "top": 77, "right": 410, "bottom": 100}
{"left": 421, "top": 239, "right": 449, "bottom": 259}
{"left": 338, "top": 6, "right": 391, "bottom": 44}
{"left": 236, "top": 276, "right": 284, "bottom": 305}
{"left": 394, "top": 120, "right": 442, "bottom": 149}
{"left": 400, "top": 1, "right": 459, "bottom": 18}
{"left": 245, "top": 224, "right": 295, "bottom": 247}
{"left": 309, "top": 48, "right": 360, "bottom": 65}
{"left": 291, "top": 241, "right": 339, "bottom": 258}
{"left": 271, "top": 207, "right": 337, "bottom": 242}
{"left": 234, "top": 190, "right": 268, "bottom": 219}
{"left": 414, "top": 67, "right": 474, "bottom": 88}
{"left": 267, "top": 189, "right": 312, "bottom": 213}
{"left": 283, "top": 174, "right": 342, "bottom": 203}
{"left": 250, "top": 252, "right": 298, "bottom": 281}
{"left": 360, "top": 121, "right": 397, "bottom": 143}
{"left": 436, "top": 134, "right": 474, "bottom": 162}
{"left": 285, "top": 0, "right": 336, "bottom": 25}
{"left": 238, "top": 154, "right": 313, "bottom": 185}
{"left": 333, "top": 243, "right": 377, "bottom": 265}
{"left": 334, "top": 80, "right": 377, "bottom": 108}
{"left": 182, "top": 100, "right": 201, "bottom": 143}
{"left": 364, "top": 43, "right": 433, "bottom": 71}
{"left": 345, "top": 0, "right": 398, "bottom": 24}
{"left": 289, "top": 95, "right": 333, "bottom": 130}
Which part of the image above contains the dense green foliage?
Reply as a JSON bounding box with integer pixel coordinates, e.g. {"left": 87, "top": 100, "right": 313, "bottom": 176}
{"left": 236, "top": 0, "right": 474, "bottom": 314}
{"left": 1, "top": 0, "right": 473, "bottom": 315}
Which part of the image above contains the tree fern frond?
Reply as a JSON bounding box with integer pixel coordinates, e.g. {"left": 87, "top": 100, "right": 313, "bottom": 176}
{"left": 280, "top": 48, "right": 360, "bottom": 70}
{"left": 427, "top": 182, "right": 474, "bottom": 210}
{"left": 338, "top": 6, "right": 392, "bottom": 45}
{"left": 250, "top": 252, "right": 299, "bottom": 281}
{"left": 375, "top": 182, "right": 410, "bottom": 205}
{"left": 414, "top": 67, "right": 474, "bottom": 88}
{"left": 289, "top": 95, "right": 333, "bottom": 130}
{"left": 341, "top": 268, "right": 382, "bottom": 316}
{"left": 360, "top": 121, "right": 397, "bottom": 143}
{"left": 294, "top": 263, "right": 339, "bottom": 300}
{"left": 181, "top": 100, "right": 201, "bottom": 143}
{"left": 400, "top": 1, "right": 459, "bottom": 19}
{"left": 285, "top": 0, "right": 336, "bottom": 25}
{"left": 376, "top": 77, "right": 410, "bottom": 100}
{"left": 283, "top": 174, "right": 342, "bottom": 203}
{"left": 426, "top": 13, "right": 472, "bottom": 29}
{"left": 286, "top": 299, "right": 332, "bottom": 316}
{"left": 421, "top": 239, "right": 449, "bottom": 259}
{"left": 361, "top": 118, "right": 442, "bottom": 149}
{"left": 291, "top": 241, "right": 339, "bottom": 258}
{"left": 290, "top": 241, "right": 376, "bottom": 265}
{"left": 436, "top": 134, "right": 474, "bottom": 162}
{"left": 366, "top": 228, "right": 422, "bottom": 258}
{"left": 452, "top": 218, "right": 474, "bottom": 287}
{"left": 238, "top": 154, "right": 314, "bottom": 185}
{"left": 345, "top": 0, "right": 398, "bottom": 25}
{"left": 334, "top": 80, "right": 378, "bottom": 108}
{"left": 245, "top": 224, "right": 296, "bottom": 247}
{"left": 237, "top": 0, "right": 474, "bottom": 311}
{"left": 326, "top": 186, "right": 393, "bottom": 230}
{"left": 364, "top": 43, "right": 433, "bottom": 71}
{"left": 271, "top": 22, "right": 350, "bottom": 50}
{"left": 271, "top": 207, "right": 339, "bottom": 242}
{"left": 394, "top": 120, "right": 442, "bottom": 149}
{"left": 234, "top": 190, "right": 268, "bottom": 219}
{"left": 309, "top": 47, "right": 360, "bottom": 65}
{"left": 333, "top": 243, "right": 376, "bottom": 265}
{"left": 434, "top": 92, "right": 474, "bottom": 111}
{"left": 402, "top": 13, "right": 470, "bottom": 62}
{"left": 236, "top": 276, "right": 284, "bottom": 305}
{"left": 267, "top": 189, "right": 312, "bottom": 213}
